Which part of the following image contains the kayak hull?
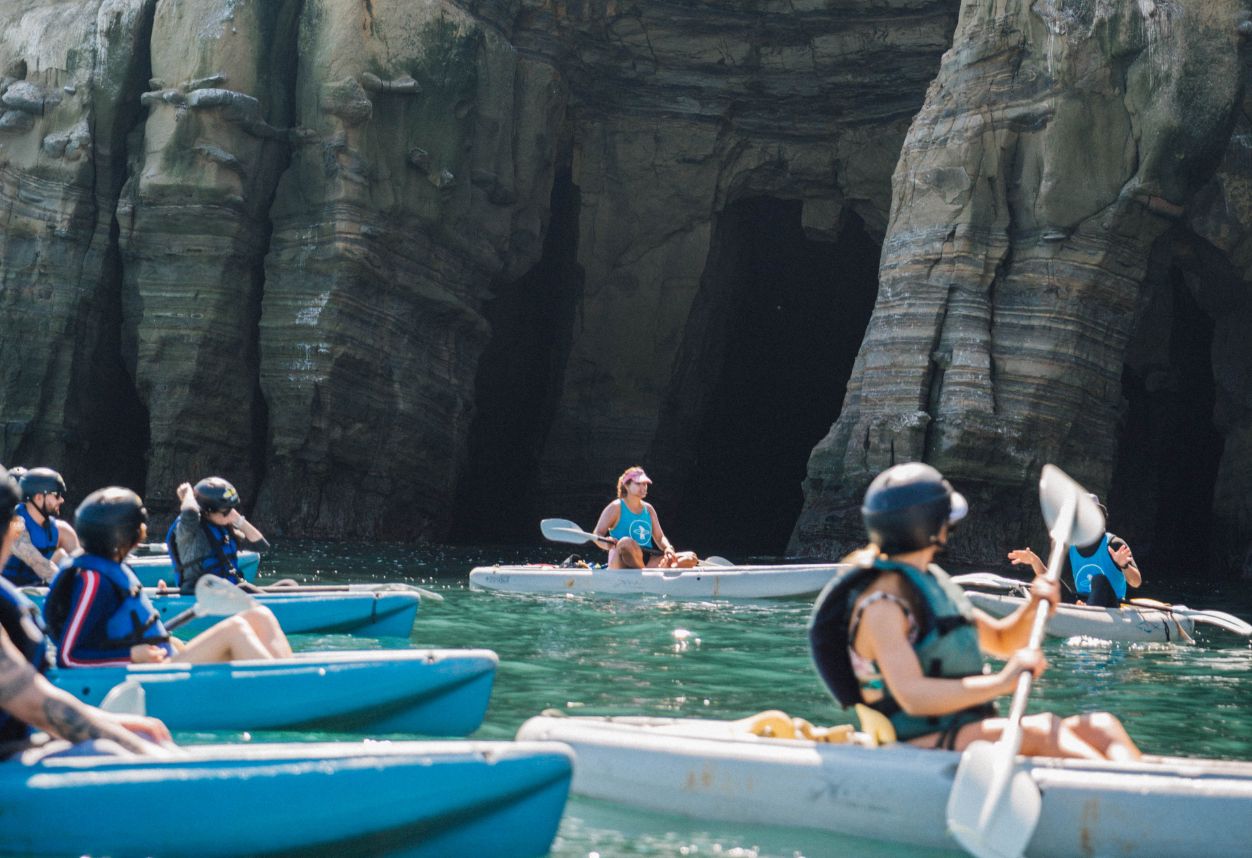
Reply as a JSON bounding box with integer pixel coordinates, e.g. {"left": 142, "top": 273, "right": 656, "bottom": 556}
{"left": 51, "top": 650, "right": 497, "bottom": 735}
{"left": 966, "top": 591, "right": 1196, "bottom": 643}
{"left": 25, "top": 585, "right": 421, "bottom": 638}
{"left": 127, "top": 550, "right": 261, "bottom": 588}
{"left": 2, "top": 740, "right": 573, "bottom": 857}
{"left": 468, "top": 563, "right": 847, "bottom": 599}
{"left": 517, "top": 714, "right": 1252, "bottom": 857}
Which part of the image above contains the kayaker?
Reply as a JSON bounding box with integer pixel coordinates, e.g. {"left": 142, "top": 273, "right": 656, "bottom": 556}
{"left": 1, "top": 467, "right": 80, "bottom": 586}
{"left": 592, "top": 466, "right": 698, "bottom": 569}
{"left": 0, "top": 468, "right": 171, "bottom": 757}
{"left": 810, "top": 463, "right": 1140, "bottom": 760}
{"left": 1006, "top": 494, "right": 1141, "bottom": 608}
{"left": 43, "top": 487, "right": 293, "bottom": 667}
{"left": 167, "top": 477, "right": 269, "bottom": 594}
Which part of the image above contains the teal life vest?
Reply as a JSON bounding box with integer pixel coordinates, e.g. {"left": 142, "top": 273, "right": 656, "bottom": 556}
{"left": 809, "top": 558, "right": 995, "bottom": 741}
{"left": 1068, "top": 534, "right": 1127, "bottom": 600}
{"left": 609, "top": 501, "right": 654, "bottom": 548}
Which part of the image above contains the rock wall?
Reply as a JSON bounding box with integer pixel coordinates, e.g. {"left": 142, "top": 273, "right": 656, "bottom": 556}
{"left": 791, "top": 0, "right": 1250, "bottom": 563}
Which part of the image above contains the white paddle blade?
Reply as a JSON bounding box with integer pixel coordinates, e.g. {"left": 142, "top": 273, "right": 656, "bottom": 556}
{"left": 192, "top": 574, "right": 259, "bottom": 617}
{"left": 948, "top": 740, "right": 1042, "bottom": 858}
{"left": 1039, "top": 465, "right": 1104, "bottom": 547}
{"left": 540, "top": 518, "right": 595, "bottom": 545}
{"left": 99, "top": 680, "right": 147, "bottom": 716}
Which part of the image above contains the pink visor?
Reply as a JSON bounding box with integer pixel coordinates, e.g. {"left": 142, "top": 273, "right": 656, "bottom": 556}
{"left": 623, "top": 468, "right": 652, "bottom": 484}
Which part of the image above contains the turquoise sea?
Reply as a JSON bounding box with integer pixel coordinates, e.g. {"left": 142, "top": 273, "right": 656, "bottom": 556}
{"left": 201, "top": 541, "right": 1252, "bottom": 857}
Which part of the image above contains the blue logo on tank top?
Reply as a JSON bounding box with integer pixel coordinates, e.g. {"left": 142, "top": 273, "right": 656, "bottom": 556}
{"left": 631, "top": 521, "right": 652, "bottom": 544}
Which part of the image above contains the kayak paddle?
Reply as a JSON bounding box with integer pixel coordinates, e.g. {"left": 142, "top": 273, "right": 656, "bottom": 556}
{"left": 1123, "top": 598, "right": 1252, "bottom": 637}
{"left": 164, "top": 575, "right": 260, "bottom": 632}
{"left": 947, "top": 464, "right": 1105, "bottom": 858}
{"left": 539, "top": 518, "right": 733, "bottom": 566}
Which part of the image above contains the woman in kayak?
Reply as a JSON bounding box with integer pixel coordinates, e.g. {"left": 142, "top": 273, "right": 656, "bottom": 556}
{"left": 592, "top": 466, "right": 698, "bottom": 569}
{"left": 43, "top": 487, "right": 293, "bottom": 668}
{"left": 0, "top": 469, "right": 171, "bottom": 757}
{"left": 1007, "top": 494, "right": 1141, "bottom": 607}
{"left": 810, "top": 463, "right": 1140, "bottom": 760}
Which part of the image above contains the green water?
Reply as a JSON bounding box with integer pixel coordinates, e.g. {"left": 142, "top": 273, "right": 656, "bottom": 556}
{"left": 226, "top": 541, "right": 1252, "bottom": 857}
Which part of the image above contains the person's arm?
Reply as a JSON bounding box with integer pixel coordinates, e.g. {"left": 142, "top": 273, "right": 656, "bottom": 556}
{"left": 973, "top": 575, "right": 1060, "bottom": 658}
{"left": 858, "top": 597, "right": 1044, "bottom": 717}
{"left": 0, "top": 628, "right": 170, "bottom": 754}
{"left": 1006, "top": 547, "right": 1045, "bottom": 577}
{"left": 9, "top": 522, "right": 57, "bottom": 582}
{"left": 591, "top": 502, "right": 621, "bottom": 551}
{"left": 56, "top": 520, "right": 79, "bottom": 555}
{"left": 648, "top": 506, "right": 677, "bottom": 562}
{"left": 1108, "top": 537, "right": 1142, "bottom": 589}
{"left": 226, "top": 510, "right": 269, "bottom": 551}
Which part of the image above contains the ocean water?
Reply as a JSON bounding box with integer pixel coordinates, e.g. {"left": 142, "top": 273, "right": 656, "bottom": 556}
{"left": 210, "top": 541, "right": 1252, "bottom": 856}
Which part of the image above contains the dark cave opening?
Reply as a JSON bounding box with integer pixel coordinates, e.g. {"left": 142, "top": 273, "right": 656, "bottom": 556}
{"left": 1109, "top": 265, "right": 1223, "bottom": 576}
{"left": 670, "top": 199, "right": 880, "bottom": 557}
{"left": 449, "top": 167, "right": 583, "bottom": 543}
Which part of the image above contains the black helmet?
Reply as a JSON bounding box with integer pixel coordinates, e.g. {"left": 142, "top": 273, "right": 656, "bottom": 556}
{"left": 194, "top": 476, "right": 241, "bottom": 512}
{"left": 20, "top": 467, "right": 66, "bottom": 501}
{"left": 75, "top": 487, "right": 148, "bottom": 557}
{"left": 0, "top": 466, "right": 19, "bottom": 518}
{"left": 861, "top": 462, "right": 968, "bottom": 554}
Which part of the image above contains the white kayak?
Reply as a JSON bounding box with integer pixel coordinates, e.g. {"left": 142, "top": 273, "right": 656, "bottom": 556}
{"left": 468, "top": 563, "right": 847, "bottom": 599}
{"left": 517, "top": 713, "right": 1252, "bottom": 857}
{"left": 965, "top": 590, "right": 1197, "bottom": 643}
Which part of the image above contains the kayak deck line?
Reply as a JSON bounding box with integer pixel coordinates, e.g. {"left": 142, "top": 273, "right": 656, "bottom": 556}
{"left": 516, "top": 714, "right": 1252, "bottom": 857}
{"left": 965, "top": 590, "right": 1198, "bottom": 643}
{"left": 5, "top": 740, "right": 574, "bottom": 857}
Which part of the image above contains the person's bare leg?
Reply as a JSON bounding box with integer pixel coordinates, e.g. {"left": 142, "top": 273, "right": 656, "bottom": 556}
{"left": 1065, "top": 712, "right": 1141, "bottom": 761}
{"left": 172, "top": 616, "right": 273, "bottom": 663}
{"left": 238, "top": 607, "right": 293, "bottom": 657}
{"left": 609, "top": 538, "right": 644, "bottom": 569}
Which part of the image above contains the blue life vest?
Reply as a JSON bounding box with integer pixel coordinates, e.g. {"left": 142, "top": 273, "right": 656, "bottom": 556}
{"left": 44, "top": 554, "right": 172, "bottom": 652}
{"left": 166, "top": 519, "right": 241, "bottom": 587}
{"left": 0, "top": 579, "right": 51, "bottom": 746}
{"left": 1, "top": 505, "right": 59, "bottom": 586}
{"left": 810, "top": 558, "right": 995, "bottom": 742}
{"left": 1069, "top": 534, "right": 1127, "bottom": 601}
{"left": 609, "top": 501, "right": 654, "bottom": 548}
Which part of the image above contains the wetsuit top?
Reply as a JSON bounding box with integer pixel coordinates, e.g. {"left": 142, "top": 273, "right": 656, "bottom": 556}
{"left": 609, "top": 501, "right": 654, "bottom": 549}
{"left": 43, "top": 554, "right": 173, "bottom": 668}
{"left": 1068, "top": 534, "right": 1127, "bottom": 601}
{"left": 0, "top": 578, "right": 52, "bottom": 745}
{"left": 1, "top": 505, "right": 60, "bottom": 586}
{"left": 166, "top": 515, "right": 242, "bottom": 593}
{"left": 810, "top": 558, "right": 995, "bottom": 742}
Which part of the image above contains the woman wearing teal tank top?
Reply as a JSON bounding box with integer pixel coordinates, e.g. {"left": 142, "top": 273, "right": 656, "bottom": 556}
{"left": 591, "top": 467, "right": 698, "bottom": 569}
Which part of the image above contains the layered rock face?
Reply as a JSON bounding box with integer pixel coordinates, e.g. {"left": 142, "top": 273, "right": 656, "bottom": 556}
{"left": 791, "top": 0, "right": 1250, "bottom": 562}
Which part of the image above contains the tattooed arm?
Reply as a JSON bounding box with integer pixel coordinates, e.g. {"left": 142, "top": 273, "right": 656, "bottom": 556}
{"left": 9, "top": 524, "right": 57, "bottom": 582}
{"left": 0, "top": 629, "right": 168, "bottom": 754}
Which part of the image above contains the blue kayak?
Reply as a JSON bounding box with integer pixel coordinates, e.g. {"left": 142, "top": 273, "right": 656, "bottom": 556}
{"left": 1, "top": 740, "right": 573, "bottom": 856}
{"left": 126, "top": 549, "right": 261, "bottom": 587}
{"left": 24, "top": 583, "right": 421, "bottom": 638}
{"left": 50, "top": 649, "right": 497, "bottom": 735}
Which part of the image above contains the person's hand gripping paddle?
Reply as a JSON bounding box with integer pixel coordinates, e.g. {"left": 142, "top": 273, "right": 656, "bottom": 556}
{"left": 946, "top": 464, "right": 1106, "bottom": 858}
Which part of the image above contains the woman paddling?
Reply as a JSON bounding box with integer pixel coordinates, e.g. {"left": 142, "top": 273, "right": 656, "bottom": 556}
{"left": 592, "top": 467, "right": 698, "bottom": 569}
{"left": 43, "top": 487, "right": 293, "bottom": 667}
{"left": 810, "top": 463, "right": 1140, "bottom": 760}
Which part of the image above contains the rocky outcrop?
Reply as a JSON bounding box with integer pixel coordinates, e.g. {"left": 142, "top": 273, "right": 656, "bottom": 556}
{"left": 791, "top": 0, "right": 1250, "bottom": 562}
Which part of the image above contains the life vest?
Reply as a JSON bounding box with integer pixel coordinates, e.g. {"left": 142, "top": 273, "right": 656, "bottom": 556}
{"left": 809, "top": 558, "right": 995, "bottom": 741}
{"left": 44, "top": 554, "right": 171, "bottom": 651}
{"left": 166, "top": 519, "right": 241, "bottom": 587}
{"left": 609, "top": 501, "right": 654, "bottom": 548}
{"left": 1069, "top": 534, "right": 1127, "bottom": 600}
{"left": 0, "top": 579, "right": 51, "bottom": 745}
{"left": 1, "top": 505, "right": 59, "bottom": 586}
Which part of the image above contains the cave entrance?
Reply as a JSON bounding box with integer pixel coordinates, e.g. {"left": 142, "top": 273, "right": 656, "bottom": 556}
{"left": 450, "top": 167, "right": 582, "bottom": 544}
{"left": 1109, "top": 264, "right": 1223, "bottom": 576}
{"left": 672, "top": 198, "right": 879, "bottom": 557}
